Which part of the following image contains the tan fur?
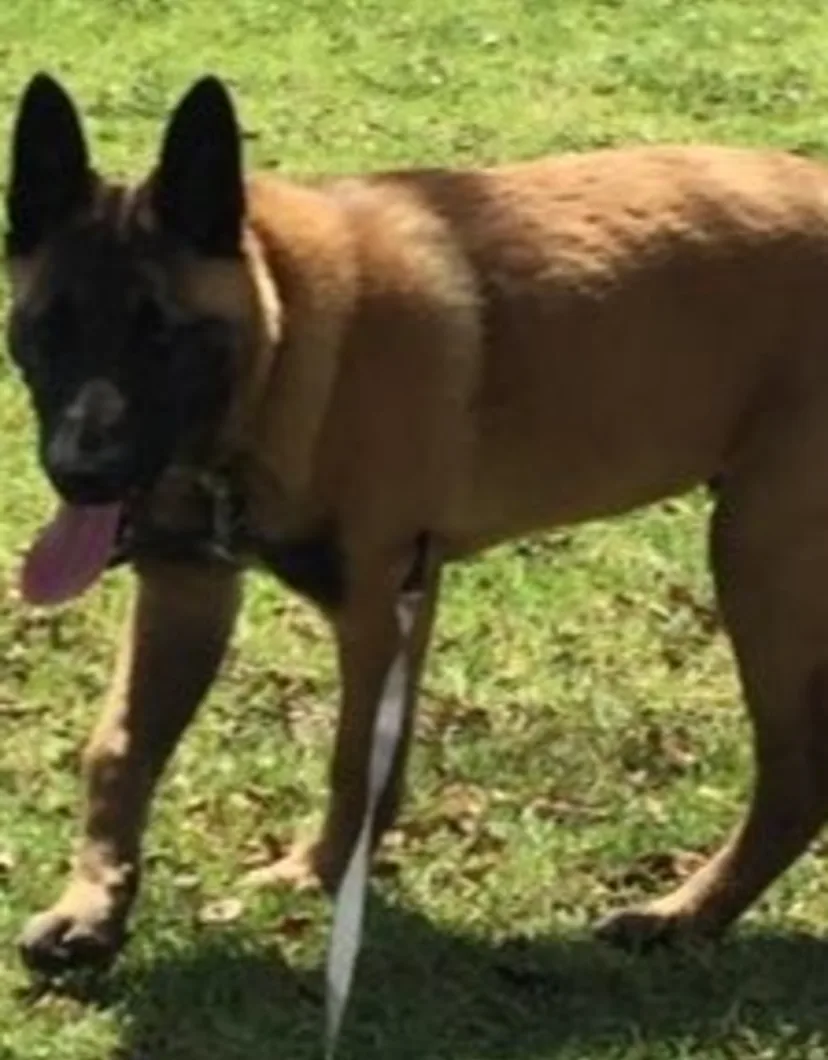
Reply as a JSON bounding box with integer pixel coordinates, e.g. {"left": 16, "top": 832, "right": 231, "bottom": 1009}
{"left": 19, "top": 140, "right": 828, "bottom": 968}
{"left": 215, "top": 146, "right": 828, "bottom": 552}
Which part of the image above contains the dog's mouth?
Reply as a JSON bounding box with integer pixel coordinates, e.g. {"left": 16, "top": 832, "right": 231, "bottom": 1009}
{"left": 21, "top": 500, "right": 125, "bottom": 606}
{"left": 20, "top": 467, "right": 249, "bottom": 607}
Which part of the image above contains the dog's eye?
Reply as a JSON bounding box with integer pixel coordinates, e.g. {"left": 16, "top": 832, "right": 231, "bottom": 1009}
{"left": 132, "top": 297, "right": 173, "bottom": 354}
{"left": 8, "top": 313, "right": 41, "bottom": 376}
{"left": 165, "top": 316, "right": 234, "bottom": 414}
{"left": 9, "top": 295, "right": 75, "bottom": 376}
{"left": 37, "top": 295, "right": 77, "bottom": 345}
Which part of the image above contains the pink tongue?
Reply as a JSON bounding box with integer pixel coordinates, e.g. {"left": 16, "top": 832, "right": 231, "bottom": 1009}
{"left": 21, "top": 503, "right": 123, "bottom": 606}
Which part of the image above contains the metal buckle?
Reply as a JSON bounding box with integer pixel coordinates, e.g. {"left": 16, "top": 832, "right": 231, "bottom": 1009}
{"left": 196, "top": 469, "right": 245, "bottom": 565}
{"left": 107, "top": 466, "right": 247, "bottom": 569}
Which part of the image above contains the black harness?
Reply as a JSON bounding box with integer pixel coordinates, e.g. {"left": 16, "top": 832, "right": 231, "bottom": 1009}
{"left": 108, "top": 467, "right": 432, "bottom": 603}
{"left": 108, "top": 468, "right": 251, "bottom": 571}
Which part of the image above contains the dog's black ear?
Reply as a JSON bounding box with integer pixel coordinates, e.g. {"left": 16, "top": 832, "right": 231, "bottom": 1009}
{"left": 6, "top": 73, "right": 92, "bottom": 256}
{"left": 153, "top": 76, "right": 244, "bottom": 257}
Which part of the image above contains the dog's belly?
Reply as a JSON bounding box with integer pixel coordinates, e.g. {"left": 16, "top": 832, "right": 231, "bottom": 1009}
{"left": 255, "top": 523, "right": 345, "bottom": 611}
{"left": 441, "top": 458, "right": 707, "bottom": 561}
{"left": 436, "top": 281, "right": 774, "bottom": 551}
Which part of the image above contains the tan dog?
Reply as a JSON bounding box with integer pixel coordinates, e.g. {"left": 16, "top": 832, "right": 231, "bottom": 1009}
{"left": 7, "top": 71, "right": 828, "bottom": 973}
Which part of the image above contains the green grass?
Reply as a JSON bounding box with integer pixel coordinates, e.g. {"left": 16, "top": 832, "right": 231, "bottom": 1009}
{"left": 3, "top": 0, "right": 828, "bottom": 1057}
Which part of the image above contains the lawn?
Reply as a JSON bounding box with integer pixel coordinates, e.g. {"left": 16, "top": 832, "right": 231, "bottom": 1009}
{"left": 2, "top": 0, "right": 828, "bottom": 1057}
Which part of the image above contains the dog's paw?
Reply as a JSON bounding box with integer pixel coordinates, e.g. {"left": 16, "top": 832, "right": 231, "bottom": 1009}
{"left": 594, "top": 899, "right": 721, "bottom": 952}
{"left": 594, "top": 905, "right": 682, "bottom": 952}
{"left": 240, "top": 840, "right": 325, "bottom": 894}
{"left": 19, "top": 893, "right": 128, "bottom": 976}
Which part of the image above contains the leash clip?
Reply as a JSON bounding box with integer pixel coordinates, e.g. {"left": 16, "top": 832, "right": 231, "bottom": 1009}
{"left": 197, "top": 469, "right": 246, "bottom": 565}
{"left": 107, "top": 465, "right": 248, "bottom": 569}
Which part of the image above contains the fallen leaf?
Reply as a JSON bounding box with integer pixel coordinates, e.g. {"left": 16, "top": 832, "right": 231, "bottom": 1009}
{"left": 437, "top": 782, "right": 488, "bottom": 836}
{"left": 374, "top": 855, "right": 403, "bottom": 880}
{"left": 0, "top": 849, "right": 15, "bottom": 879}
{"left": 172, "top": 872, "right": 200, "bottom": 892}
{"left": 603, "top": 849, "right": 708, "bottom": 892}
{"left": 240, "top": 830, "right": 289, "bottom": 869}
{"left": 276, "top": 912, "right": 314, "bottom": 939}
{"left": 198, "top": 897, "right": 245, "bottom": 925}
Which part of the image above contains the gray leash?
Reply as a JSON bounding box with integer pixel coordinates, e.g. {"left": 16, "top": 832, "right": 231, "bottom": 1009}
{"left": 324, "top": 578, "right": 424, "bottom": 1058}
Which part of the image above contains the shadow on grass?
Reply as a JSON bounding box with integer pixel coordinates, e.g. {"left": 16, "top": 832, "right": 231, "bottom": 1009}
{"left": 33, "top": 893, "right": 828, "bottom": 1060}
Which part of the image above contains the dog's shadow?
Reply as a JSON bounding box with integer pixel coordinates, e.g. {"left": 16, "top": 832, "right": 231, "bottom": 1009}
{"left": 36, "top": 895, "right": 828, "bottom": 1059}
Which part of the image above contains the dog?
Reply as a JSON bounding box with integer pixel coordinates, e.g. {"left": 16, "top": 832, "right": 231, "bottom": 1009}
{"left": 8, "top": 70, "right": 828, "bottom": 974}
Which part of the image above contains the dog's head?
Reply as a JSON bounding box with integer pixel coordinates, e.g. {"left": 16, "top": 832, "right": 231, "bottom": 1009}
{"left": 5, "top": 73, "right": 279, "bottom": 603}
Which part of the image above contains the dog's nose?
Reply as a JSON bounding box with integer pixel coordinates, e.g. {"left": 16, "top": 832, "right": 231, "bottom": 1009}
{"left": 45, "top": 379, "right": 131, "bottom": 504}
{"left": 48, "top": 417, "right": 125, "bottom": 469}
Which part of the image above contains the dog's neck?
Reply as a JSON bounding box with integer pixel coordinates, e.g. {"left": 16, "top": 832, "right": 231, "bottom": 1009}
{"left": 225, "top": 177, "right": 357, "bottom": 502}
{"left": 140, "top": 177, "right": 360, "bottom": 557}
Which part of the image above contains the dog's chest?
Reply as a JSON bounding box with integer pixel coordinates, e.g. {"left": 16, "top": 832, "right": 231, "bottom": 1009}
{"left": 253, "top": 523, "right": 345, "bottom": 612}
{"left": 114, "top": 469, "right": 347, "bottom": 612}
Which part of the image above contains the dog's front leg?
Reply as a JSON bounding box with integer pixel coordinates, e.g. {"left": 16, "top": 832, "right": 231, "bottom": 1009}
{"left": 321, "top": 557, "right": 441, "bottom": 892}
{"left": 251, "top": 552, "right": 441, "bottom": 894}
{"left": 19, "top": 562, "right": 241, "bottom": 974}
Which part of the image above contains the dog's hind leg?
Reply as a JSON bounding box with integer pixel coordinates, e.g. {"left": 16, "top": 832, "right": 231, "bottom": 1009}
{"left": 19, "top": 562, "right": 241, "bottom": 974}
{"left": 598, "top": 407, "right": 828, "bottom": 946}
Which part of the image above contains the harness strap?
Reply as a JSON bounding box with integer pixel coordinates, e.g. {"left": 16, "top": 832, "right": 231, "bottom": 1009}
{"left": 108, "top": 467, "right": 248, "bottom": 569}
